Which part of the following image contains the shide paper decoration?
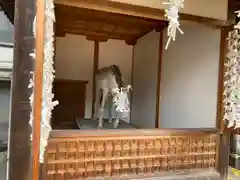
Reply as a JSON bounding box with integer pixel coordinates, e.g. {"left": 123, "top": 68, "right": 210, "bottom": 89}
{"left": 223, "top": 11, "right": 240, "bottom": 129}
{"left": 163, "top": 0, "right": 184, "bottom": 49}
{"left": 113, "top": 85, "right": 131, "bottom": 112}
{"left": 29, "top": 0, "right": 58, "bottom": 162}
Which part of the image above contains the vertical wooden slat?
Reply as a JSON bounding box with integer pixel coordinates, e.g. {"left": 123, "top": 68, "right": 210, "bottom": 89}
{"left": 92, "top": 41, "right": 99, "bottom": 116}
{"left": 7, "top": 0, "right": 36, "bottom": 179}
{"left": 32, "top": 0, "right": 45, "bottom": 179}
{"left": 155, "top": 31, "right": 164, "bottom": 128}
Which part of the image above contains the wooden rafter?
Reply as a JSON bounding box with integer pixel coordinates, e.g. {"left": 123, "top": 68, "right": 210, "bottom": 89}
{"left": 55, "top": 4, "right": 167, "bottom": 44}
{"left": 54, "top": 0, "right": 235, "bottom": 27}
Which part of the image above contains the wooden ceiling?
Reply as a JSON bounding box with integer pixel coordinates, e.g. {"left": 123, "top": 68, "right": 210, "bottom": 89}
{"left": 55, "top": 4, "right": 168, "bottom": 45}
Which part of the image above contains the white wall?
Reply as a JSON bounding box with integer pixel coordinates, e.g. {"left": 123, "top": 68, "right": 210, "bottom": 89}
{"left": 160, "top": 21, "right": 220, "bottom": 128}
{"left": 55, "top": 35, "right": 94, "bottom": 118}
{"left": 131, "top": 30, "right": 160, "bottom": 128}
{"left": 55, "top": 35, "right": 133, "bottom": 119}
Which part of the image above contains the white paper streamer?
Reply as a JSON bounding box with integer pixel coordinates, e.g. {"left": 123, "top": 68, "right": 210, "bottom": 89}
{"left": 29, "top": 0, "right": 58, "bottom": 162}
{"left": 163, "top": 0, "right": 184, "bottom": 49}
{"left": 112, "top": 85, "right": 131, "bottom": 113}
{"left": 223, "top": 11, "right": 240, "bottom": 129}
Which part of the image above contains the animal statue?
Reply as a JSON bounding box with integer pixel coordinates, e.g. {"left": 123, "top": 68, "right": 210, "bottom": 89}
{"left": 93, "top": 64, "right": 131, "bottom": 129}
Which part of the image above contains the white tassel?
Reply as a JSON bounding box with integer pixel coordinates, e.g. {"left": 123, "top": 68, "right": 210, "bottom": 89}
{"left": 163, "top": 0, "right": 184, "bottom": 49}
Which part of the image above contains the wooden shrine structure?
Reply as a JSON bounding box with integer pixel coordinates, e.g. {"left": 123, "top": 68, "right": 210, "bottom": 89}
{"left": 1, "top": 0, "right": 240, "bottom": 180}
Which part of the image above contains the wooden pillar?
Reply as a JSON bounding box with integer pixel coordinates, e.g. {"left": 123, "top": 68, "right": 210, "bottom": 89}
{"left": 216, "top": 28, "right": 228, "bottom": 131}
{"left": 92, "top": 41, "right": 99, "bottom": 116}
{"left": 7, "top": 0, "right": 36, "bottom": 179}
{"left": 32, "top": 0, "right": 45, "bottom": 179}
{"left": 219, "top": 132, "right": 230, "bottom": 180}
{"left": 155, "top": 30, "right": 164, "bottom": 128}
{"left": 217, "top": 28, "right": 230, "bottom": 179}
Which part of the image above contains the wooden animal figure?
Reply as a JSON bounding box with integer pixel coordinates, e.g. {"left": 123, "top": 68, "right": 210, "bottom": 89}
{"left": 93, "top": 64, "right": 131, "bottom": 129}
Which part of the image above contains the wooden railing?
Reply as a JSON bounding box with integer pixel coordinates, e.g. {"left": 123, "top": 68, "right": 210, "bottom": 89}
{"left": 43, "top": 128, "right": 220, "bottom": 180}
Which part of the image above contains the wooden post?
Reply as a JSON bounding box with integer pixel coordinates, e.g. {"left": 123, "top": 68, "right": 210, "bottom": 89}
{"left": 216, "top": 28, "right": 228, "bottom": 131}
{"left": 32, "top": 0, "right": 45, "bottom": 179}
{"left": 155, "top": 30, "right": 164, "bottom": 128}
{"left": 7, "top": 0, "right": 36, "bottom": 179}
{"left": 217, "top": 28, "right": 232, "bottom": 180}
{"left": 215, "top": 28, "right": 228, "bottom": 173}
{"left": 92, "top": 41, "right": 99, "bottom": 116}
{"left": 219, "top": 131, "right": 230, "bottom": 180}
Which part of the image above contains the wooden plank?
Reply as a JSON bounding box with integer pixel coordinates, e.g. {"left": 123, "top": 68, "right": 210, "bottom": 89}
{"left": 50, "top": 128, "right": 219, "bottom": 139}
{"left": 7, "top": 0, "right": 36, "bottom": 179}
{"left": 32, "top": 0, "right": 45, "bottom": 179}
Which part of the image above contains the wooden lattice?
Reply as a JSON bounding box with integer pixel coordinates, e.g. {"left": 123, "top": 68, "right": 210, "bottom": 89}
{"left": 45, "top": 132, "right": 217, "bottom": 180}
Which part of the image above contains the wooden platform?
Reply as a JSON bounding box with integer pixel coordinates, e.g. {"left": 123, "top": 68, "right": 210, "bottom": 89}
{"left": 46, "top": 129, "right": 218, "bottom": 180}
{"left": 75, "top": 118, "right": 136, "bottom": 130}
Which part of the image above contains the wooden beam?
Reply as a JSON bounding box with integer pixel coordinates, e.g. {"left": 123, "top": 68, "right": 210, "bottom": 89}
{"left": 125, "top": 39, "right": 137, "bottom": 45}
{"left": 55, "top": 29, "right": 66, "bottom": 37}
{"left": 57, "top": 28, "right": 133, "bottom": 41}
{"left": 7, "top": 0, "right": 35, "bottom": 179}
{"left": 56, "top": 23, "right": 144, "bottom": 37}
{"left": 56, "top": 19, "right": 157, "bottom": 33}
{"left": 92, "top": 41, "right": 99, "bottom": 117}
{"left": 54, "top": 0, "right": 234, "bottom": 27}
{"left": 86, "top": 35, "right": 108, "bottom": 42}
{"left": 55, "top": 11, "right": 166, "bottom": 29}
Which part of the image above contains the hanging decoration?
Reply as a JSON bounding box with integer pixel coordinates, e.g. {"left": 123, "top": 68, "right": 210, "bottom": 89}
{"left": 163, "top": 0, "right": 184, "bottom": 49}
{"left": 29, "top": 0, "right": 58, "bottom": 162}
{"left": 223, "top": 11, "right": 240, "bottom": 129}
